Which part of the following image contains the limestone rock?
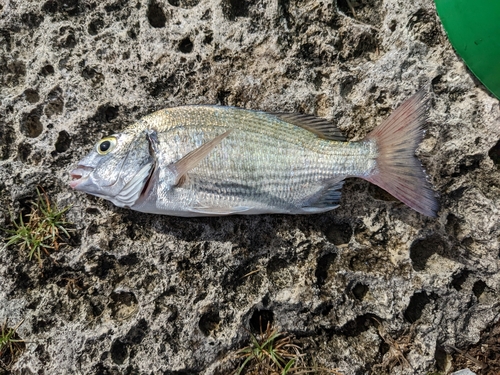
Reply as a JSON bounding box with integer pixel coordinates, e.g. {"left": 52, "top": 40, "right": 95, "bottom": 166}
{"left": 1, "top": 0, "right": 499, "bottom": 374}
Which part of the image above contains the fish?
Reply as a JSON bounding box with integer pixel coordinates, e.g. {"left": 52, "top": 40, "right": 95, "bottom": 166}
{"left": 69, "top": 89, "right": 439, "bottom": 217}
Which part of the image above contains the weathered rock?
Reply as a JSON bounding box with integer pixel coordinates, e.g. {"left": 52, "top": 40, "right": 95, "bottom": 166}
{"left": 0, "top": 0, "right": 499, "bottom": 374}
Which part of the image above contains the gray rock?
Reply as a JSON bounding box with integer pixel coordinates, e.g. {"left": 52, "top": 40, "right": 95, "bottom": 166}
{"left": 1, "top": 0, "right": 499, "bottom": 374}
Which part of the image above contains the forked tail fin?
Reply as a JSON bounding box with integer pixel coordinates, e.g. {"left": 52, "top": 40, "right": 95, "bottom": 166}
{"left": 364, "top": 89, "right": 439, "bottom": 217}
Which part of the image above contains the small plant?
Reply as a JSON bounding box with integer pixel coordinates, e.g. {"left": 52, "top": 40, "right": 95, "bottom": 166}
{"left": 235, "top": 324, "right": 301, "bottom": 375}
{"left": 0, "top": 320, "right": 25, "bottom": 370}
{"left": 3, "top": 187, "right": 72, "bottom": 267}
{"left": 233, "top": 324, "right": 342, "bottom": 375}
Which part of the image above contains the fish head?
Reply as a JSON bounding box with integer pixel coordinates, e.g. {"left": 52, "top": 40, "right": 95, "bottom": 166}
{"left": 69, "top": 131, "right": 154, "bottom": 208}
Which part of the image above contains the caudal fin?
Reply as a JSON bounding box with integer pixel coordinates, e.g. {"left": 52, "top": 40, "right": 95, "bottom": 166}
{"left": 364, "top": 88, "right": 439, "bottom": 217}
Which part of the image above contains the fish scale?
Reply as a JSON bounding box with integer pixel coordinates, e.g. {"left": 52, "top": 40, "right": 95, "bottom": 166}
{"left": 140, "top": 108, "right": 375, "bottom": 213}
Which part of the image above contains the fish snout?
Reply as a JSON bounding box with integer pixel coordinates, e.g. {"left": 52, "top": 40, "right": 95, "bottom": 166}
{"left": 69, "top": 166, "right": 93, "bottom": 189}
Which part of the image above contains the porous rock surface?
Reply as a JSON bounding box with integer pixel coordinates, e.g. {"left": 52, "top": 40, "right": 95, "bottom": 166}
{"left": 1, "top": 0, "right": 499, "bottom": 374}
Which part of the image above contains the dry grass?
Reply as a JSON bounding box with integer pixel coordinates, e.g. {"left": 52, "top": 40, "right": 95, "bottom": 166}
{"left": 372, "top": 319, "right": 415, "bottom": 373}
{"left": 451, "top": 318, "right": 500, "bottom": 375}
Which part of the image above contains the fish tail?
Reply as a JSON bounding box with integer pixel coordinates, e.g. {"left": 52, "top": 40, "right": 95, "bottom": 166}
{"left": 363, "top": 88, "right": 439, "bottom": 217}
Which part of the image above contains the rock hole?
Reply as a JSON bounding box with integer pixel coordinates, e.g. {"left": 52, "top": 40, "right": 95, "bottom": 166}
{"left": 337, "top": 0, "right": 354, "bottom": 17}
{"left": 147, "top": 0, "right": 167, "bottom": 28}
{"left": 435, "top": 347, "right": 451, "bottom": 372}
{"left": 165, "top": 305, "right": 178, "bottom": 322}
{"left": 184, "top": 0, "right": 200, "bottom": 7}
{"left": 404, "top": 291, "right": 432, "bottom": 323}
{"left": 315, "top": 252, "right": 337, "bottom": 287}
{"left": 5, "top": 60, "right": 26, "bottom": 87}
{"left": 110, "top": 339, "right": 127, "bottom": 364}
{"left": 118, "top": 253, "right": 139, "bottom": 266}
{"left": 178, "top": 37, "right": 193, "bottom": 53}
{"left": 325, "top": 221, "right": 352, "bottom": 246}
{"left": 44, "top": 87, "right": 64, "bottom": 118}
{"left": 104, "top": 0, "right": 129, "bottom": 12}
{"left": 92, "top": 104, "right": 119, "bottom": 123}
{"left": 451, "top": 154, "right": 484, "bottom": 177}
{"left": 42, "top": 0, "right": 58, "bottom": 14}
{"left": 315, "top": 302, "right": 333, "bottom": 317}
{"left": 0, "top": 124, "right": 14, "bottom": 160}
{"left": 198, "top": 309, "right": 221, "bottom": 336}
{"left": 24, "top": 88, "right": 40, "bottom": 103}
{"left": 249, "top": 309, "right": 274, "bottom": 333}
{"left": 409, "top": 235, "right": 445, "bottom": 272}
{"left": 124, "top": 319, "right": 148, "bottom": 344}
{"left": 451, "top": 269, "right": 470, "bottom": 291}
{"left": 61, "top": 33, "right": 77, "bottom": 49}
{"left": 148, "top": 73, "right": 178, "bottom": 97}
{"left": 40, "top": 64, "right": 55, "bottom": 76}
{"left": 222, "top": 0, "right": 249, "bottom": 20}
{"left": 21, "top": 12, "right": 44, "bottom": 28}
{"left": 488, "top": 139, "right": 500, "bottom": 167}
{"left": 339, "top": 76, "right": 357, "bottom": 97}
{"left": 217, "top": 90, "right": 231, "bottom": 105}
{"left": 20, "top": 108, "right": 43, "bottom": 138}
{"left": 168, "top": 0, "right": 200, "bottom": 7}
{"left": 55, "top": 130, "right": 71, "bottom": 153}
{"left": 389, "top": 19, "right": 397, "bottom": 32}
{"left": 106, "top": 106, "right": 119, "bottom": 122}
{"left": 82, "top": 66, "right": 105, "bottom": 86}
{"left": 379, "top": 341, "right": 390, "bottom": 357}
{"left": 90, "top": 253, "right": 116, "bottom": 279}
{"left": 445, "top": 213, "right": 462, "bottom": 238}
{"left": 340, "top": 313, "right": 377, "bottom": 337}
{"left": 408, "top": 8, "right": 440, "bottom": 47}
{"left": 203, "top": 33, "right": 213, "bottom": 45}
{"left": 90, "top": 301, "right": 105, "bottom": 317}
{"left": 352, "top": 282, "right": 369, "bottom": 300}
{"left": 472, "top": 280, "right": 487, "bottom": 298}
{"left": 110, "top": 291, "right": 139, "bottom": 321}
{"left": 88, "top": 18, "right": 105, "bottom": 35}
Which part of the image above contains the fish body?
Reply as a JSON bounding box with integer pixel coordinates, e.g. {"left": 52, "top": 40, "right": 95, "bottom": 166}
{"left": 70, "top": 90, "right": 439, "bottom": 217}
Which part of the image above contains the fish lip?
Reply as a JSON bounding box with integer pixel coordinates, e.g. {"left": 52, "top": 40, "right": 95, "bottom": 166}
{"left": 69, "top": 165, "right": 93, "bottom": 189}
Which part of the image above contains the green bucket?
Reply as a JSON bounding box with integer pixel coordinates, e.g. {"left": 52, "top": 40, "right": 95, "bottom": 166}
{"left": 434, "top": 0, "right": 500, "bottom": 99}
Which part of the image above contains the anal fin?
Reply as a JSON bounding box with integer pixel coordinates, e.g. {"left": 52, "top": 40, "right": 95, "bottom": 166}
{"left": 302, "top": 180, "right": 344, "bottom": 210}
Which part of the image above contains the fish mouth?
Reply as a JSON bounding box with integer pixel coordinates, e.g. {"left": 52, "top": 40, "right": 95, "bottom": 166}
{"left": 69, "top": 165, "right": 93, "bottom": 189}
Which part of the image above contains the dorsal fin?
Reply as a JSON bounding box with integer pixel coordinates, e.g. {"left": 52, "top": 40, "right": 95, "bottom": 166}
{"left": 273, "top": 113, "right": 346, "bottom": 141}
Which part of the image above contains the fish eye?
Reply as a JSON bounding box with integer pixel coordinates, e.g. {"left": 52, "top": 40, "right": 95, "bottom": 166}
{"left": 96, "top": 136, "right": 117, "bottom": 155}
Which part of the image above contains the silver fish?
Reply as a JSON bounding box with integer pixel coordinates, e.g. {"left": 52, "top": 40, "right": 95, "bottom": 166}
{"left": 70, "top": 90, "right": 439, "bottom": 217}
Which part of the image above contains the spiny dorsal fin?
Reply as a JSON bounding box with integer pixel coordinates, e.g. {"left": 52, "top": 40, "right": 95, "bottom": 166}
{"left": 273, "top": 113, "right": 346, "bottom": 141}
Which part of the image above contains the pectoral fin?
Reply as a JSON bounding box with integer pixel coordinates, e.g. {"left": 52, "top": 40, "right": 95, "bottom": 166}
{"left": 172, "top": 130, "right": 232, "bottom": 185}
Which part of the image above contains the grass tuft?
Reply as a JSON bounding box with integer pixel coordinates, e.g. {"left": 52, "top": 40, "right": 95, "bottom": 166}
{"left": 234, "top": 323, "right": 342, "bottom": 375}
{"left": 235, "top": 324, "right": 301, "bottom": 375}
{"left": 2, "top": 187, "right": 72, "bottom": 267}
{"left": 0, "top": 320, "right": 25, "bottom": 370}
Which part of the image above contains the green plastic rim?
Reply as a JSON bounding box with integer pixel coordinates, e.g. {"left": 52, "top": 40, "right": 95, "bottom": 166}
{"left": 435, "top": 0, "right": 500, "bottom": 99}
